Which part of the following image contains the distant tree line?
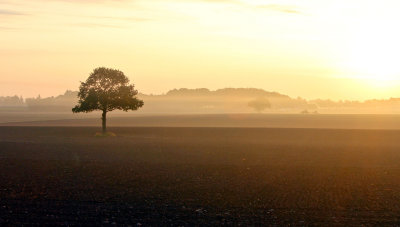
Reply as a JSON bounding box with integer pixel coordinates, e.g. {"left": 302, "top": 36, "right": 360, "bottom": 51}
{"left": 0, "top": 95, "right": 24, "bottom": 106}
{"left": 165, "top": 88, "right": 288, "bottom": 98}
{"left": 309, "top": 98, "right": 400, "bottom": 108}
{"left": 2, "top": 88, "right": 400, "bottom": 113}
{"left": 25, "top": 90, "right": 79, "bottom": 111}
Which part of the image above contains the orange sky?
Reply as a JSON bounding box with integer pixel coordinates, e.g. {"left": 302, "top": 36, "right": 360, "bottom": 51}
{"left": 1, "top": 0, "right": 400, "bottom": 100}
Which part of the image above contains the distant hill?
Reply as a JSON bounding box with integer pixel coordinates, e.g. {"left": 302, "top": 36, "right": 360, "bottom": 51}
{"left": 139, "top": 88, "right": 313, "bottom": 113}
{"left": 163, "top": 88, "right": 288, "bottom": 98}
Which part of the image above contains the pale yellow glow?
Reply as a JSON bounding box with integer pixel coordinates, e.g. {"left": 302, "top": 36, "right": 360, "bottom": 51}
{"left": 340, "top": 12, "right": 400, "bottom": 86}
{"left": 1, "top": 0, "right": 400, "bottom": 100}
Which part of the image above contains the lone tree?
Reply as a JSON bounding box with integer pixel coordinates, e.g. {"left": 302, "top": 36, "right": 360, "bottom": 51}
{"left": 248, "top": 97, "right": 271, "bottom": 113}
{"left": 72, "top": 67, "right": 144, "bottom": 134}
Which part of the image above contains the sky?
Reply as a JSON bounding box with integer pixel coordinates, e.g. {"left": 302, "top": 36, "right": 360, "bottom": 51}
{"left": 1, "top": 0, "right": 400, "bottom": 100}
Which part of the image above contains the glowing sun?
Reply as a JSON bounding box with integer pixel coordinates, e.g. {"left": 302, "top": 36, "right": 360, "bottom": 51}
{"left": 343, "top": 20, "right": 400, "bottom": 85}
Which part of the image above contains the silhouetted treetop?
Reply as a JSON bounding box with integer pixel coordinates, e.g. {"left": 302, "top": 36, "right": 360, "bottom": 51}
{"left": 72, "top": 67, "right": 144, "bottom": 113}
{"left": 72, "top": 67, "right": 144, "bottom": 133}
{"left": 248, "top": 97, "right": 272, "bottom": 113}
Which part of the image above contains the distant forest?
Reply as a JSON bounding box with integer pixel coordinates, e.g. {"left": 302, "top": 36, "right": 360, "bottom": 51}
{"left": 1, "top": 88, "right": 400, "bottom": 114}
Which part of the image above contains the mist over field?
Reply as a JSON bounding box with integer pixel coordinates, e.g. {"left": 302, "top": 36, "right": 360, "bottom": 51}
{"left": 2, "top": 88, "right": 400, "bottom": 116}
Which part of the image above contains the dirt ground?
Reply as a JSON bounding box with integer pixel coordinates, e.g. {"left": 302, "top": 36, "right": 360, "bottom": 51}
{"left": 2, "top": 113, "right": 400, "bottom": 130}
{"left": 1, "top": 126, "right": 400, "bottom": 226}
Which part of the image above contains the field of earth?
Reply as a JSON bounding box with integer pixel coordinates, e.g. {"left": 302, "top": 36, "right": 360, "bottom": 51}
{"left": 2, "top": 113, "right": 400, "bottom": 129}
{"left": 1, "top": 125, "right": 400, "bottom": 225}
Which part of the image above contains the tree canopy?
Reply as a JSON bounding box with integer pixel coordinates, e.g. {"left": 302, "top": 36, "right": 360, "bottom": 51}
{"left": 248, "top": 97, "right": 271, "bottom": 113}
{"left": 72, "top": 67, "right": 144, "bottom": 133}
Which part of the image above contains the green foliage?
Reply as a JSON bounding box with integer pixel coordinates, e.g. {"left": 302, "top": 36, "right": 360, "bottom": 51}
{"left": 72, "top": 67, "right": 144, "bottom": 113}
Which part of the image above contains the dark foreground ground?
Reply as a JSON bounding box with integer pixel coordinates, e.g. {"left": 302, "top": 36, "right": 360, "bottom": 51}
{"left": 3, "top": 113, "right": 400, "bottom": 130}
{"left": 1, "top": 127, "right": 400, "bottom": 226}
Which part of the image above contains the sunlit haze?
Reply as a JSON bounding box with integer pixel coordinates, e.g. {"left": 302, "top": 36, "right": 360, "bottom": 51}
{"left": 1, "top": 0, "right": 400, "bottom": 100}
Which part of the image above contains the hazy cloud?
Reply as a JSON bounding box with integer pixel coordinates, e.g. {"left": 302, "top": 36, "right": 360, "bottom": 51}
{"left": 198, "top": 0, "right": 237, "bottom": 2}
{"left": 89, "top": 15, "right": 151, "bottom": 22}
{"left": 256, "top": 4, "right": 301, "bottom": 14}
{"left": 0, "top": 9, "right": 25, "bottom": 15}
{"left": 62, "top": 0, "right": 112, "bottom": 1}
{"left": 45, "top": 0, "right": 131, "bottom": 3}
{"left": 194, "top": 0, "right": 302, "bottom": 14}
{"left": 0, "top": 26, "right": 17, "bottom": 29}
{"left": 71, "top": 22, "right": 124, "bottom": 28}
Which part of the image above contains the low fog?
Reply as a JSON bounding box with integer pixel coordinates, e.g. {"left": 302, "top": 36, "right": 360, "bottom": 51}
{"left": 1, "top": 88, "right": 400, "bottom": 115}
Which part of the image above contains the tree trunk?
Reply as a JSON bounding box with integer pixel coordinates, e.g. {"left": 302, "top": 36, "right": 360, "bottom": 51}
{"left": 102, "top": 110, "right": 107, "bottom": 134}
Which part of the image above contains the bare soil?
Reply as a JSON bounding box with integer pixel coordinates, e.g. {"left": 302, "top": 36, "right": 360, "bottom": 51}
{"left": 3, "top": 113, "right": 400, "bottom": 130}
{"left": 1, "top": 127, "right": 400, "bottom": 226}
